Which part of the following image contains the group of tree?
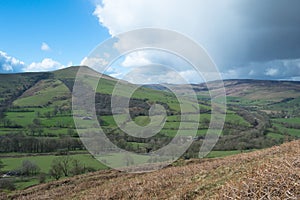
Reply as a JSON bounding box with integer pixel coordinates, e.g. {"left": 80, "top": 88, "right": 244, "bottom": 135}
{"left": 49, "top": 156, "right": 95, "bottom": 180}
{"left": 0, "top": 133, "right": 84, "bottom": 153}
{"left": 18, "top": 160, "right": 40, "bottom": 176}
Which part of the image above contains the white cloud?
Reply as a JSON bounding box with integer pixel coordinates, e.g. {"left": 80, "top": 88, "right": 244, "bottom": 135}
{"left": 121, "top": 51, "right": 151, "bottom": 67}
{"left": 0, "top": 51, "right": 25, "bottom": 72}
{"left": 115, "top": 63, "right": 202, "bottom": 84}
{"left": 248, "top": 70, "right": 255, "bottom": 76}
{"left": 265, "top": 68, "right": 279, "bottom": 76}
{"left": 41, "top": 42, "right": 51, "bottom": 51}
{"left": 93, "top": 0, "right": 240, "bottom": 66}
{"left": 24, "top": 58, "right": 66, "bottom": 72}
{"left": 221, "top": 69, "right": 239, "bottom": 80}
{"left": 93, "top": 0, "right": 242, "bottom": 83}
{"left": 96, "top": 42, "right": 219, "bottom": 83}
{"left": 0, "top": 50, "right": 72, "bottom": 73}
{"left": 103, "top": 48, "right": 205, "bottom": 83}
{"left": 2, "top": 64, "right": 13, "bottom": 71}
{"left": 94, "top": 0, "right": 237, "bottom": 36}
{"left": 104, "top": 52, "right": 110, "bottom": 58}
{"left": 67, "top": 61, "right": 73, "bottom": 67}
{"left": 80, "top": 56, "right": 109, "bottom": 71}
{"left": 291, "top": 76, "right": 300, "bottom": 81}
{"left": 178, "top": 70, "right": 204, "bottom": 83}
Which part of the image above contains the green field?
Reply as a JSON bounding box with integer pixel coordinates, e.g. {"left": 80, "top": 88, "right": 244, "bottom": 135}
{"left": 273, "top": 117, "right": 300, "bottom": 124}
{"left": 1, "top": 154, "right": 107, "bottom": 173}
{"left": 205, "top": 150, "right": 254, "bottom": 158}
{"left": 0, "top": 153, "right": 107, "bottom": 190}
{"left": 13, "top": 80, "right": 70, "bottom": 108}
{"left": 272, "top": 123, "right": 300, "bottom": 137}
{"left": 267, "top": 132, "right": 285, "bottom": 139}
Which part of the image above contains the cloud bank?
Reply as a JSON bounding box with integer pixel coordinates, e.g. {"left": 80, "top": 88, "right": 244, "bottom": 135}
{"left": 94, "top": 0, "right": 300, "bottom": 81}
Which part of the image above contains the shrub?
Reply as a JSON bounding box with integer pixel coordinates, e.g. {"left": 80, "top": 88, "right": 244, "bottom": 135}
{"left": 38, "top": 173, "right": 47, "bottom": 184}
{"left": 0, "top": 179, "right": 15, "bottom": 190}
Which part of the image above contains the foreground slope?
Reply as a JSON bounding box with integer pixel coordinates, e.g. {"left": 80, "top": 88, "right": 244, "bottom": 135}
{"left": 4, "top": 140, "right": 299, "bottom": 200}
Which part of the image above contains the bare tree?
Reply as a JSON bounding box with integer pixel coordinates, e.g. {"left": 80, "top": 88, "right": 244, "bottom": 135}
{"left": 49, "top": 156, "right": 73, "bottom": 179}
{"left": 49, "top": 162, "right": 63, "bottom": 180}
{"left": 21, "top": 160, "right": 40, "bottom": 176}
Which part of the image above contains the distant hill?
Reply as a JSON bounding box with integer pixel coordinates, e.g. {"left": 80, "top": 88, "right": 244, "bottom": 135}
{"left": 147, "top": 79, "right": 300, "bottom": 101}
{"left": 1, "top": 66, "right": 300, "bottom": 109}
{"left": 3, "top": 140, "right": 299, "bottom": 199}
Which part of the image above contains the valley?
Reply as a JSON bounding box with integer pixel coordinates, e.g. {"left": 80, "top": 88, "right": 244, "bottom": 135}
{"left": 0, "top": 66, "right": 299, "bottom": 192}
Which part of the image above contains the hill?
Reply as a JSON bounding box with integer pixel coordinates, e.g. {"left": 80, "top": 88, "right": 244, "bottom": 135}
{"left": 2, "top": 140, "right": 299, "bottom": 199}
{"left": 0, "top": 66, "right": 299, "bottom": 191}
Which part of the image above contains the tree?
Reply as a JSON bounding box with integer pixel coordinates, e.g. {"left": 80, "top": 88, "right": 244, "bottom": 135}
{"left": 37, "top": 128, "right": 44, "bottom": 137}
{"left": 3, "top": 118, "right": 12, "bottom": 128}
{"left": 49, "top": 162, "right": 63, "bottom": 180}
{"left": 202, "top": 118, "right": 210, "bottom": 128}
{"left": 49, "top": 156, "right": 93, "bottom": 180}
{"left": 50, "top": 156, "right": 73, "bottom": 180}
{"left": 0, "top": 160, "right": 3, "bottom": 170}
{"left": 67, "top": 129, "right": 76, "bottom": 137}
{"left": 33, "top": 118, "right": 41, "bottom": 126}
{"left": 36, "top": 111, "right": 41, "bottom": 118}
{"left": 52, "top": 106, "right": 59, "bottom": 116}
{"left": 20, "top": 160, "right": 40, "bottom": 176}
{"left": 38, "top": 173, "right": 47, "bottom": 184}
{"left": 44, "top": 111, "right": 52, "bottom": 119}
{"left": 70, "top": 159, "right": 85, "bottom": 176}
{"left": 237, "top": 142, "right": 247, "bottom": 152}
{"left": 27, "top": 124, "right": 36, "bottom": 136}
{"left": 0, "top": 159, "right": 4, "bottom": 177}
{"left": 123, "top": 154, "right": 134, "bottom": 166}
{"left": 0, "top": 179, "right": 15, "bottom": 190}
{"left": 59, "top": 156, "right": 72, "bottom": 176}
{"left": 0, "top": 108, "right": 5, "bottom": 119}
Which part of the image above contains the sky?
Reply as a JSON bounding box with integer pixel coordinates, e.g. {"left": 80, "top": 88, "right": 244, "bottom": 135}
{"left": 1, "top": 0, "right": 300, "bottom": 83}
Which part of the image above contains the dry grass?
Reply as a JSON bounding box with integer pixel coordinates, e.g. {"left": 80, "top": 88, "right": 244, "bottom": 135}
{"left": 1, "top": 140, "right": 299, "bottom": 200}
{"left": 218, "top": 142, "right": 299, "bottom": 199}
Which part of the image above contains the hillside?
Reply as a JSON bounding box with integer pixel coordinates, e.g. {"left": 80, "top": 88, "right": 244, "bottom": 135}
{"left": 2, "top": 140, "right": 299, "bottom": 200}
{"left": 0, "top": 66, "right": 299, "bottom": 191}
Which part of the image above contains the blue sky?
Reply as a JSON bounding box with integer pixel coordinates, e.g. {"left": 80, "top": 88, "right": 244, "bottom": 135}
{"left": 0, "top": 0, "right": 110, "bottom": 72}
{"left": 1, "top": 0, "right": 300, "bottom": 83}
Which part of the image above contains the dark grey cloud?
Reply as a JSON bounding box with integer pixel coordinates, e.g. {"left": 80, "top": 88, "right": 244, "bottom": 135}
{"left": 235, "top": 0, "right": 300, "bottom": 63}
{"left": 222, "top": 59, "right": 300, "bottom": 81}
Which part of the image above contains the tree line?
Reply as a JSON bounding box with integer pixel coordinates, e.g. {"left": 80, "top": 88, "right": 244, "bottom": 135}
{"left": 0, "top": 133, "right": 84, "bottom": 153}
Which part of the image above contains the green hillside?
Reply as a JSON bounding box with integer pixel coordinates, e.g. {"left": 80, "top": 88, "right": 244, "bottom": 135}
{"left": 0, "top": 66, "right": 299, "bottom": 190}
